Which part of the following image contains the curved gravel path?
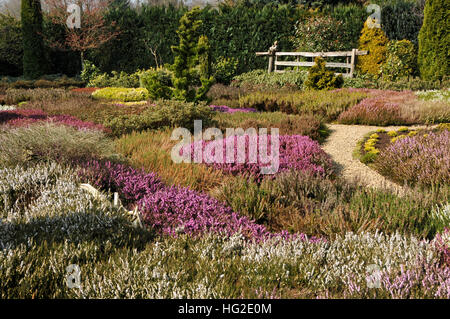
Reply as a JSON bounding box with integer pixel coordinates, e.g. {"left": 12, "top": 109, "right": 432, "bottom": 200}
{"left": 322, "top": 124, "right": 432, "bottom": 194}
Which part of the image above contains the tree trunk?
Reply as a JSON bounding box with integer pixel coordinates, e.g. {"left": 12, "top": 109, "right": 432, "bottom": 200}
{"left": 80, "top": 51, "right": 85, "bottom": 73}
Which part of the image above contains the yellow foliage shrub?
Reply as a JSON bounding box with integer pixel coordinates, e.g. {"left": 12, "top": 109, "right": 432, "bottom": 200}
{"left": 357, "top": 18, "right": 389, "bottom": 77}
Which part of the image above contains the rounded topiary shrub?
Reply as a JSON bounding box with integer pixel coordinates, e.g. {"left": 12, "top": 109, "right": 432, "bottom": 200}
{"left": 304, "top": 57, "right": 343, "bottom": 90}
{"left": 139, "top": 68, "right": 173, "bottom": 100}
{"left": 381, "top": 39, "right": 417, "bottom": 81}
{"left": 357, "top": 18, "right": 389, "bottom": 77}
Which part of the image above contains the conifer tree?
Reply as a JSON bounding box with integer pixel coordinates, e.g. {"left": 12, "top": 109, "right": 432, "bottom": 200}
{"left": 418, "top": 0, "right": 449, "bottom": 81}
{"left": 21, "top": 0, "right": 48, "bottom": 78}
{"left": 171, "top": 7, "right": 214, "bottom": 102}
{"left": 357, "top": 18, "right": 389, "bottom": 77}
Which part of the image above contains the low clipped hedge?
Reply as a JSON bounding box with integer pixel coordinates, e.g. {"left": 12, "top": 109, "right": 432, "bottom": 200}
{"left": 92, "top": 87, "right": 149, "bottom": 102}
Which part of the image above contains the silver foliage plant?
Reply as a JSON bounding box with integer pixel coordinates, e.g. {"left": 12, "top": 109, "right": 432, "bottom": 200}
{"left": 0, "top": 163, "right": 137, "bottom": 250}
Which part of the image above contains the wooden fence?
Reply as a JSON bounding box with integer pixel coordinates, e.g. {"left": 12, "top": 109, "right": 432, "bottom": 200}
{"left": 256, "top": 44, "right": 368, "bottom": 78}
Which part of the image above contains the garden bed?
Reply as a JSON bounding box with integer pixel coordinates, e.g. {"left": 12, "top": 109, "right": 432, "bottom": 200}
{"left": 357, "top": 124, "right": 450, "bottom": 187}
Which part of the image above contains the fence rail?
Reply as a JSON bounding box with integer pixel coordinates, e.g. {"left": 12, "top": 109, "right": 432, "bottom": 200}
{"left": 256, "top": 44, "right": 368, "bottom": 78}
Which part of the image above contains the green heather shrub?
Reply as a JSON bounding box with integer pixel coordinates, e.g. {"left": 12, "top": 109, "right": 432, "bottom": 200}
{"left": 80, "top": 60, "right": 100, "bottom": 84}
{"left": 115, "top": 129, "right": 231, "bottom": 192}
{"left": 239, "top": 89, "right": 367, "bottom": 121}
{"left": 171, "top": 8, "right": 213, "bottom": 102}
{"left": 357, "top": 19, "right": 389, "bottom": 77}
{"left": 375, "top": 77, "right": 450, "bottom": 91}
{"left": 104, "top": 99, "right": 215, "bottom": 137}
{"left": 0, "top": 77, "right": 84, "bottom": 90}
{"left": 0, "top": 123, "right": 116, "bottom": 166}
{"left": 92, "top": 87, "right": 149, "bottom": 102}
{"left": 214, "top": 112, "right": 328, "bottom": 142}
{"left": 232, "top": 69, "right": 307, "bottom": 90}
{"left": 207, "top": 84, "right": 243, "bottom": 100}
{"left": 4, "top": 88, "right": 71, "bottom": 104}
{"left": 343, "top": 72, "right": 378, "bottom": 89}
{"left": 22, "top": 95, "right": 149, "bottom": 127}
{"left": 381, "top": 40, "right": 417, "bottom": 81}
{"left": 213, "top": 170, "right": 448, "bottom": 239}
{"left": 139, "top": 67, "right": 174, "bottom": 100}
{"left": 344, "top": 72, "right": 450, "bottom": 91}
{"left": 213, "top": 56, "right": 239, "bottom": 85}
{"left": 7, "top": 79, "right": 34, "bottom": 89}
{"left": 304, "top": 57, "right": 343, "bottom": 90}
{"left": 418, "top": 0, "right": 449, "bottom": 81}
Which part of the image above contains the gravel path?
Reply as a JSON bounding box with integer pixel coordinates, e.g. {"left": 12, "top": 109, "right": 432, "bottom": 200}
{"left": 322, "top": 124, "right": 431, "bottom": 194}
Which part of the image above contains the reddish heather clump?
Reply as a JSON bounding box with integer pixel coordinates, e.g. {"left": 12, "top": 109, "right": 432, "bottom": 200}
{"left": 77, "top": 160, "right": 165, "bottom": 204}
{"left": 0, "top": 109, "right": 109, "bottom": 132}
{"left": 338, "top": 90, "right": 417, "bottom": 125}
{"left": 0, "top": 109, "right": 47, "bottom": 124}
{"left": 181, "top": 134, "right": 335, "bottom": 181}
{"left": 209, "top": 105, "right": 257, "bottom": 113}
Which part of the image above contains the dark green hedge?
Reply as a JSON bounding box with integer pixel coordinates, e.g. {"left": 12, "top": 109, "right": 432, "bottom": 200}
{"left": 381, "top": 0, "right": 425, "bottom": 46}
{"left": 1, "top": 1, "right": 430, "bottom": 78}
{"left": 88, "top": 3, "right": 303, "bottom": 75}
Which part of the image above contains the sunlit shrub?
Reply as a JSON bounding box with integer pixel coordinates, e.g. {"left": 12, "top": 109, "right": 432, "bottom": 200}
{"left": 357, "top": 19, "right": 389, "bottom": 76}
{"left": 92, "top": 87, "right": 149, "bottom": 102}
{"left": 139, "top": 67, "right": 173, "bottom": 100}
{"left": 374, "top": 130, "right": 450, "bottom": 187}
{"left": 304, "top": 57, "right": 343, "bottom": 90}
{"left": 0, "top": 123, "right": 115, "bottom": 166}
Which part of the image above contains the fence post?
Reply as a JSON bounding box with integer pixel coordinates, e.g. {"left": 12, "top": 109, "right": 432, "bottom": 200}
{"left": 350, "top": 49, "right": 357, "bottom": 78}
{"left": 267, "top": 41, "right": 278, "bottom": 73}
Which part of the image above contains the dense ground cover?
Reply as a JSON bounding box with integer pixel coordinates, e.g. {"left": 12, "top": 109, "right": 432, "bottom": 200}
{"left": 338, "top": 89, "right": 450, "bottom": 125}
{"left": 180, "top": 134, "right": 335, "bottom": 181}
{"left": 1, "top": 79, "right": 449, "bottom": 299}
{"left": 214, "top": 112, "right": 328, "bottom": 142}
{"left": 1, "top": 163, "right": 448, "bottom": 299}
{"left": 356, "top": 125, "right": 450, "bottom": 188}
{"left": 1, "top": 0, "right": 449, "bottom": 301}
{"left": 238, "top": 89, "right": 368, "bottom": 121}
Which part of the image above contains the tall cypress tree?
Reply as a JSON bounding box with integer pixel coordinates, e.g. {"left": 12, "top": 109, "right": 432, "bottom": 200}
{"left": 21, "top": 0, "right": 48, "bottom": 78}
{"left": 171, "top": 7, "right": 214, "bottom": 102}
{"left": 418, "top": 0, "right": 449, "bottom": 81}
